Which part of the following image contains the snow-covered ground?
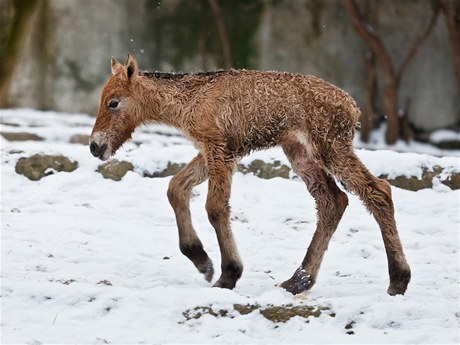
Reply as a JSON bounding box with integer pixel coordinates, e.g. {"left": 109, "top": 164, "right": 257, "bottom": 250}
{"left": 1, "top": 109, "right": 459, "bottom": 344}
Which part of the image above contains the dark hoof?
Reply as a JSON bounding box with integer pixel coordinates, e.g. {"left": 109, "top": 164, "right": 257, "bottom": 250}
{"left": 387, "top": 267, "right": 411, "bottom": 296}
{"left": 198, "top": 258, "right": 214, "bottom": 283}
{"left": 180, "top": 242, "right": 214, "bottom": 282}
{"left": 213, "top": 278, "right": 237, "bottom": 289}
{"left": 212, "top": 261, "right": 243, "bottom": 290}
{"left": 280, "top": 267, "right": 314, "bottom": 295}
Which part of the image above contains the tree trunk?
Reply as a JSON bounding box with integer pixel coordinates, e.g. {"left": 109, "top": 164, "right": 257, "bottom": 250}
{"left": 361, "top": 50, "right": 378, "bottom": 143}
{"left": 360, "top": 0, "right": 379, "bottom": 143}
{"left": 0, "top": 0, "right": 39, "bottom": 108}
{"left": 343, "top": 0, "right": 399, "bottom": 144}
{"left": 343, "top": 0, "right": 439, "bottom": 145}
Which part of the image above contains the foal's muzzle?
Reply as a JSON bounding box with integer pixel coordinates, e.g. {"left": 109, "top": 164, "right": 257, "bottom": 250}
{"left": 90, "top": 141, "right": 108, "bottom": 159}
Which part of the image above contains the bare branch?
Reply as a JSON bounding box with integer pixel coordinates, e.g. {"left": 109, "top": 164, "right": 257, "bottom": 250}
{"left": 396, "top": 5, "right": 441, "bottom": 86}
{"left": 342, "top": 0, "right": 396, "bottom": 80}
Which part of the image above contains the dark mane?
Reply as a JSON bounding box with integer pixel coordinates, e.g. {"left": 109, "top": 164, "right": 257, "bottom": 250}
{"left": 140, "top": 69, "right": 230, "bottom": 80}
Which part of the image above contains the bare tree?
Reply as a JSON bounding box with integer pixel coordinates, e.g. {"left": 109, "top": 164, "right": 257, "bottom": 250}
{"left": 343, "top": 0, "right": 440, "bottom": 144}
{"left": 360, "top": 0, "right": 379, "bottom": 143}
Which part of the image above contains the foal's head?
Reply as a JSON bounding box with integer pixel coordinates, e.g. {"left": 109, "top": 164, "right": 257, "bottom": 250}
{"left": 89, "top": 55, "right": 141, "bottom": 160}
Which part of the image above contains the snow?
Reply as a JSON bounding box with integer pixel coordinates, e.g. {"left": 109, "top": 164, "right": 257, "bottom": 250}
{"left": 354, "top": 124, "right": 460, "bottom": 158}
{"left": 430, "top": 129, "right": 460, "bottom": 144}
{"left": 1, "top": 109, "right": 459, "bottom": 344}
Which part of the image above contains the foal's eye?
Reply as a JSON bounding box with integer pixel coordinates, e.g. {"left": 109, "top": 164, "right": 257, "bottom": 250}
{"left": 108, "top": 100, "right": 120, "bottom": 109}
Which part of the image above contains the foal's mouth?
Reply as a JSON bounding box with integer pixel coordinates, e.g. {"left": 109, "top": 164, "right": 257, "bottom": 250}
{"left": 89, "top": 141, "right": 110, "bottom": 161}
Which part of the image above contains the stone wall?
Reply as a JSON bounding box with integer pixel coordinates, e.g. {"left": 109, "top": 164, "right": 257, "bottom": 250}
{"left": 4, "top": 0, "right": 459, "bottom": 130}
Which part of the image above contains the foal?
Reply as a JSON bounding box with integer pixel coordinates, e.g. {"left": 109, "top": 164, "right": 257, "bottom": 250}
{"left": 90, "top": 55, "right": 411, "bottom": 295}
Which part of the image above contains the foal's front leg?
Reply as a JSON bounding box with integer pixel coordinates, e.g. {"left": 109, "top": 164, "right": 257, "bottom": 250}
{"left": 167, "top": 154, "right": 214, "bottom": 282}
{"left": 205, "top": 157, "right": 243, "bottom": 289}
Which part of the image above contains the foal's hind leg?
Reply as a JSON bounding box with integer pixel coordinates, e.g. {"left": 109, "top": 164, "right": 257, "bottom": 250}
{"left": 167, "top": 153, "right": 214, "bottom": 282}
{"left": 328, "top": 148, "right": 411, "bottom": 295}
{"left": 280, "top": 139, "right": 348, "bottom": 294}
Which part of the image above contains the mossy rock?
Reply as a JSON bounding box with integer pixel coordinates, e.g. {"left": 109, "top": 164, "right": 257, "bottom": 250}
{"left": 442, "top": 172, "right": 460, "bottom": 190}
{"left": 97, "top": 160, "right": 134, "bottom": 181}
{"left": 380, "top": 166, "right": 460, "bottom": 191}
{"left": 182, "top": 303, "right": 329, "bottom": 323}
{"left": 69, "top": 134, "right": 90, "bottom": 145}
{"left": 1, "top": 132, "right": 44, "bottom": 141}
{"left": 238, "top": 159, "right": 291, "bottom": 179}
{"left": 143, "top": 162, "right": 186, "bottom": 178}
{"left": 259, "top": 304, "right": 324, "bottom": 323}
{"left": 15, "top": 154, "right": 78, "bottom": 181}
{"left": 381, "top": 174, "right": 433, "bottom": 191}
{"left": 432, "top": 140, "right": 460, "bottom": 150}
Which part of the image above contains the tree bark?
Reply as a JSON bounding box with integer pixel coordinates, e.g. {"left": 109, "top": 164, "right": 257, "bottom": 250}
{"left": 343, "top": 0, "right": 439, "bottom": 145}
{"left": 361, "top": 50, "right": 378, "bottom": 142}
{"left": 0, "top": 0, "right": 39, "bottom": 108}
{"left": 343, "top": 0, "right": 399, "bottom": 144}
{"left": 360, "top": 0, "right": 379, "bottom": 143}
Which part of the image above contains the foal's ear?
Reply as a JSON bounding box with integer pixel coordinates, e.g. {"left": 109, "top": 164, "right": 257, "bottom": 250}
{"left": 111, "top": 56, "right": 124, "bottom": 76}
{"left": 125, "top": 54, "right": 138, "bottom": 80}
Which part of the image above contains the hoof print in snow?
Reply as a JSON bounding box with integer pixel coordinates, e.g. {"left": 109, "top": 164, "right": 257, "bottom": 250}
{"left": 97, "top": 160, "right": 134, "bottom": 181}
{"left": 15, "top": 154, "right": 78, "bottom": 181}
{"left": 57, "top": 279, "right": 76, "bottom": 285}
{"left": 182, "top": 304, "right": 330, "bottom": 323}
{"left": 1, "top": 132, "right": 44, "bottom": 141}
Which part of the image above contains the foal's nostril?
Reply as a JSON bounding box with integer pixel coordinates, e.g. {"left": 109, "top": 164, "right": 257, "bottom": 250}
{"left": 90, "top": 141, "right": 99, "bottom": 157}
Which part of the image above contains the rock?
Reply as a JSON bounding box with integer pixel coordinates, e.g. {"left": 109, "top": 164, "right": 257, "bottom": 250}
{"left": 138, "top": 159, "right": 459, "bottom": 191}
{"left": 97, "top": 160, "right": 134, "bottom": 181}
{"left": 182, "top": 303, "right": 329, "bottom": 323}
{"left": 380, "top": 166, "right": 460, "bottom": 191}
{"left": 381, "top": 174, "right": 433, "bottom": 191}
{"left": 259, "top": 305, "right": 323, "bottom": 323}
{"left": 233, "top": 303, "right": 260, "bottom": 315}
{"left": 238, "top": 159, "right": 291, "bottom": 179}
{"left": 1, "top": 132, "right": 44, "bottom": 141}
{"left": 442, "top": 172, "right": 460, "bottom": 190}
{"left": 143, "top": 162, "right": 186, "bottom": 178}
{"left": 69, "top": 134, "right": 90, "bottom": 145}
{"left": 433, "top": 140, "right": 460, "bottom": 150}
{"left": 15, "top": 154, "right": 78, "bottom": 181}
{"left": 8, "top": 149, "right": 24, "bottom": 154}
{"left": 0, "top": 121, "right": 20, "bottom": 127}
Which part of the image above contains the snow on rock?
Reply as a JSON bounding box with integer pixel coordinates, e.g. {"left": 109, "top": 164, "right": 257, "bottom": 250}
{"left": 1, "top": 109, "right": 459, "bottom": 344}
{"left": 430, "top": 129, "right": 460, "bottom": 143}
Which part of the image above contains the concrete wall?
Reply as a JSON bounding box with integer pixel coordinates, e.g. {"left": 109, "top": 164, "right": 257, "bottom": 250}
{"left": 4, "top": 0, "right": 459, "bottom": 130}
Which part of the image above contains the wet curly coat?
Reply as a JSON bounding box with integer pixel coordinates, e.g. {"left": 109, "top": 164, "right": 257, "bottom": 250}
{"left": 90, "top": 55, "right": 411, "bottom": 295}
